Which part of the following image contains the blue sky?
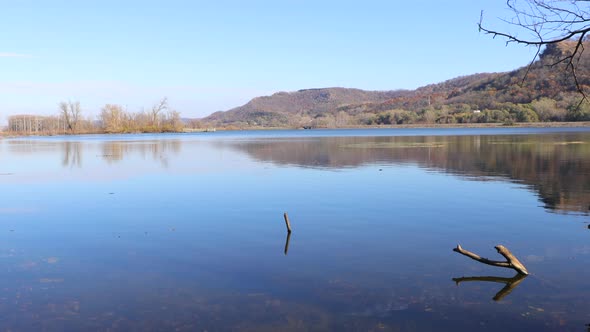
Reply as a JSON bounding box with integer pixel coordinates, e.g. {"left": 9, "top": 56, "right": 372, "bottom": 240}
{"left": 0, "top": 1, "right": 538, "bottom": 119}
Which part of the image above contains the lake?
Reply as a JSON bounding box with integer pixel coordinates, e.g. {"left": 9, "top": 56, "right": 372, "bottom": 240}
{"left": 1, "top": 127, "right": 589, "bottom": 331}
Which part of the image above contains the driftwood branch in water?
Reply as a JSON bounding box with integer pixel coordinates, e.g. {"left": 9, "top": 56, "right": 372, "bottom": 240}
{"left": 453, "top": 273, "right": 527, "bottom": 301}
{"left": 283, "top": 212, "right": 292, "bottom": 233}
{"left": 453, "top": 244, "right": 529, "bottom": 275}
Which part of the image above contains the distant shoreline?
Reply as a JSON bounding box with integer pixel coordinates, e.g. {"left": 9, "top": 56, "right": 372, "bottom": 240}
{"left": 2, "top": 121, "right": 590, "bottom": 138}
{"left": 344, "top": 121, "right": 590, "bottom": 129}
{"left": 213, "top": 121, "right": 590, "bottom": 131}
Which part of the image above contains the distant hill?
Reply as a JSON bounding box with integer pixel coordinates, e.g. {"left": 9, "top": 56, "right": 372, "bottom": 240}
{"left": 203, "top": 41, "right": 590, "bottom": 128}
{"left": 205, "top": 88, "right": 411, "bottom": 127}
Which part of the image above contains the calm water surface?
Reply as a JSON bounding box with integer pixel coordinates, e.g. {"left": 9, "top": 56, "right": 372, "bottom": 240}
{"left": 1, "top": 127, "right": 589, "bottom": 331}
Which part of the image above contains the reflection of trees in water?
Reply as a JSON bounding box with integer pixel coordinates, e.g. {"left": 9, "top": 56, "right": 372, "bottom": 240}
{"left": 62, "top": 142, "right": 82, "bottom": 168}
{"left": 7, "top": 140, "right": 83, "bottom": 168}
{"left": 101, "top": 140, "right": 182, "bottom": 167}
{"left": 7, "top": 140, "right": 57, "bottom": 154}
{"left": 7, "top": 139, "right": 181, "bottom": 168}
{"left": 228, "top": 134, "right": 590, "bottom": 214}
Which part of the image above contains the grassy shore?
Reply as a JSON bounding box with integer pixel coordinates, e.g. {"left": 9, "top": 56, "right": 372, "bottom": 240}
{"left": 214, "top": 121, "right": 590, "bottom": 131}
{"left": 2, "top": 121, "right": 590, "bottom": 137}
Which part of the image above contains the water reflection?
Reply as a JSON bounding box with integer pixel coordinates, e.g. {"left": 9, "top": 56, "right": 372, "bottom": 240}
{"left": 284, "top": 232, "right": 291, "bottom": 255}
{"left": 6, "top": 139, "right": 182, "bottom": 168}
{"left": 62, "top": 142, "right": 82, "bottom": 168}
{"left": 100, "top": 140, "right": 181, "bottom": 167}
{"left": 5, "top": 133, "right": 590, "bottom": 214}
{"left": 453, "top": 274, "right": 527, "bottom": 301}
{"left": 226, "top": 133, "right": 590, "bottom": 214}
{"left": 2, "top": 131, "right": 590, "bottom": 331}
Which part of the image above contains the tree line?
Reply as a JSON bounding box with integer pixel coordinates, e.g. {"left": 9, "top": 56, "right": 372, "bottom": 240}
{"left": 356, "top": 97, "right": 590, "bottom": 126}
{"left": 7, "top": 97, "right": 185, "bottom": 135}
{"left": 212, "top": 95, "right": 590, "bottom": 129}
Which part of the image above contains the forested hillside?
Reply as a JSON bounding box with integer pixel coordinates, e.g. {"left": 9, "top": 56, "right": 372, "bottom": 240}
{"left": 203, "top": 41, "right": 590, "bottom": 128}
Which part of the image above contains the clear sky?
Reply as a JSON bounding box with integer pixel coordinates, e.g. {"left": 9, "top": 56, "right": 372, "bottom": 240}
{"left": 0, "top": 0, "right": 538, "bottom": 119}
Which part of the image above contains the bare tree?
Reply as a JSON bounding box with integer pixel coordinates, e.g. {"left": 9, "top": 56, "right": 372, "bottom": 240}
{"left": 164, "top": 109, "right": 183, "bottom": 132}
{"left": 149, "top": 97, "right": 168, "bottom": 128}
{"left": 58, "top": 100, "right": 82, "bottom": 133}
{"left": 480, "top": 0, "right": 590, "bottom": 99}
{"left": 188, "top": 119, "right": 203, "bottom": 129}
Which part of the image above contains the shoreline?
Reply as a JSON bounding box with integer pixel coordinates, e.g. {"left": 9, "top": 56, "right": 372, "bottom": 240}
{"left": 2, "top": 121, "right": 590, "bottom": 138}
{"left": 214, "top": 121, "right": 590, "bottom": 131}
{"left": 355, "top": 121, "right": 590, "bottom": 129}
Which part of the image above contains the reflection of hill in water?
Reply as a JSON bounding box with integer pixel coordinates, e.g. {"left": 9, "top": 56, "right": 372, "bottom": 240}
{"left": 228, "top": 134, "right": 590, "bottom": 214}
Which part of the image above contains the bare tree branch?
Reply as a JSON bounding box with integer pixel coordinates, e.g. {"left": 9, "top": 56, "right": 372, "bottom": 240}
{"left": 453, "top": 244, "right": 529, "bottom": 275}
{"left": 150, "top": 97, "right": 168, "bottom": 128}
{"left": 480, "top": 0, "right": 590, "bottom": 99}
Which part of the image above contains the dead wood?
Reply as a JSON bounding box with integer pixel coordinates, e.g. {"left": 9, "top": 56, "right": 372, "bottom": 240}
{"left": 453, "top": 244, "right": 529, "bottom": 275}
{"left": 283, "top": 212, "right": 292, "bottom": 233}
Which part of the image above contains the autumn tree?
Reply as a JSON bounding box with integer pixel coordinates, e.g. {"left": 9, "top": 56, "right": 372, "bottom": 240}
{"left": 335, "top": 111, "right": 351, "bottom": 127}
{"left": 100, "top": 104, "right": 125, "bottom": 133}
{"left": 163, "top": 109, "right": 183, "bottom": 132}
{"left": 531, "top": 97, "right": 565, "bottom": 121}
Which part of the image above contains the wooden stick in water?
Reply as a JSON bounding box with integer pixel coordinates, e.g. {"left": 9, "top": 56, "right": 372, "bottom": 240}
{"left": 453, "top": 244, "right": 529, "bottom": 275}
{"left": 283, "top": 212, "right": 292, "bottom": 233}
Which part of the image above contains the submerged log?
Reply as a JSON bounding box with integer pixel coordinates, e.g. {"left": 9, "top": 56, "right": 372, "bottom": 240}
{"left": 453, "top": 244, "right": 529, "bottom": 275}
